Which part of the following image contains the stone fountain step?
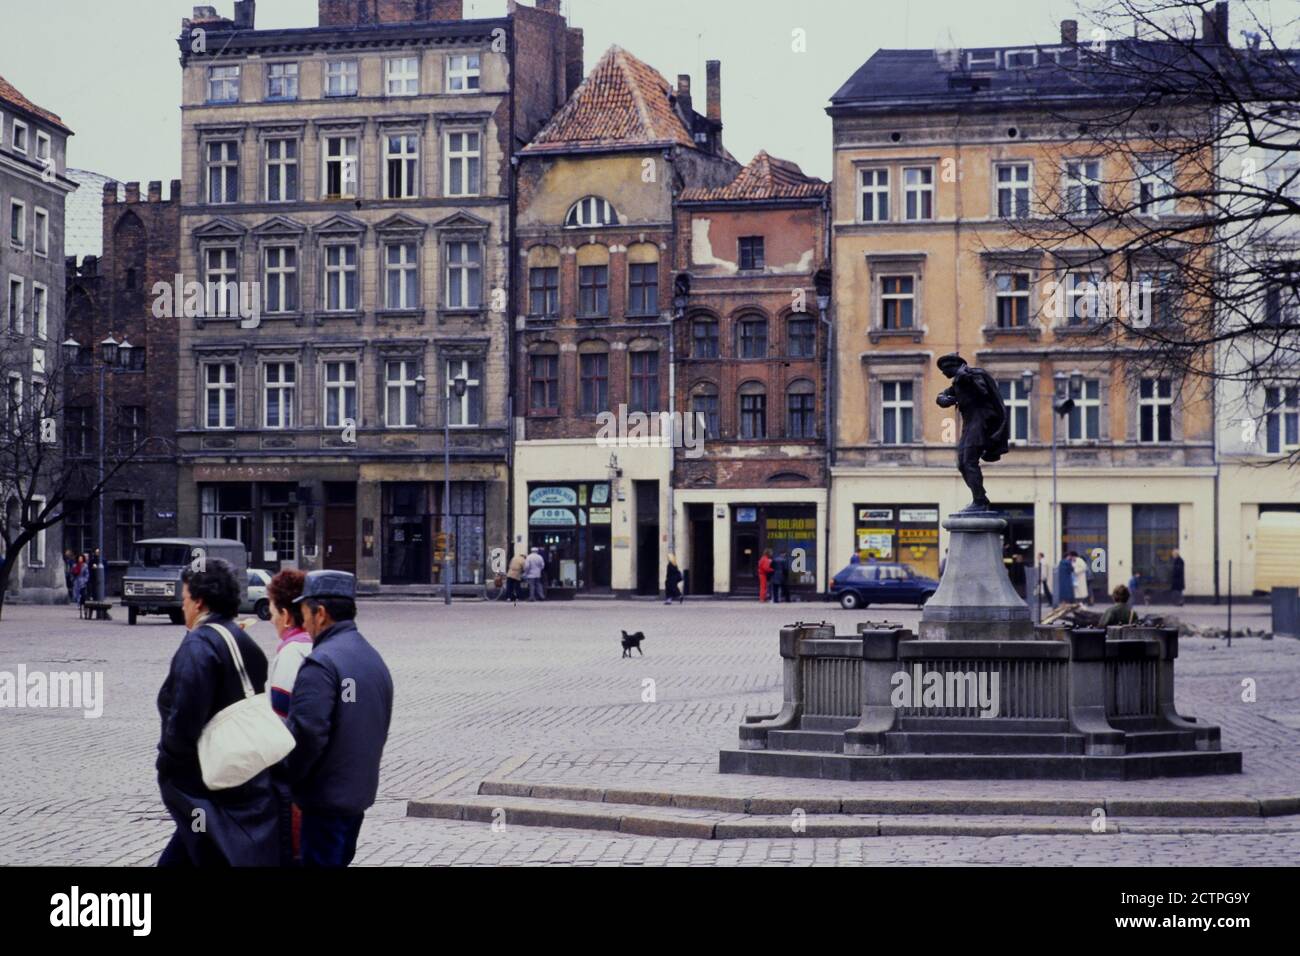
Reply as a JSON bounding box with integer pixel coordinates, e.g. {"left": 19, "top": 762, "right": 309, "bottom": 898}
{"left": 766, "top": 729, "right": 845, "bottom": 753}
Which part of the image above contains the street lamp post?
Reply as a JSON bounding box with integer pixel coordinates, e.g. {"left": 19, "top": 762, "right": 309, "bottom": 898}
{"left": 441, "top": 373, "right": 467, "bottom": 605}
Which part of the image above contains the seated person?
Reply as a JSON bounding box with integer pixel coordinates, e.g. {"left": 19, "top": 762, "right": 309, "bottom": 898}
{"left": 1098, "top": 584, "right": 1139, "bottom": 628}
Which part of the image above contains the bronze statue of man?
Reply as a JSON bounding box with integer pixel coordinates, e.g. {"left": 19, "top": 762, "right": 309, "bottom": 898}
{"left": 935, "top": 353, "right": 1010, "bottom": 511}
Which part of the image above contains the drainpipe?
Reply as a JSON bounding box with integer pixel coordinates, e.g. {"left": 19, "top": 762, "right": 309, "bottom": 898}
{"left": 505, "top": 18, "right": 519, "bottom": 566}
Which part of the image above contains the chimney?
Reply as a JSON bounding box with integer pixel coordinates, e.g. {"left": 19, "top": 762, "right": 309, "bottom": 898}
{"left": 536, "top": 0, "right": 561, "bottom": 13}
{"left": 319, "top": 0, "right": 462, "bottom": 26}
{"left": 1060, "top": 19, "right": 1078, "bottom": 44}
{"left": 148, "top": 181, "right": 163, "bottom": 202}
{"left": 125, "top": 182, "right": 141, "bottom": 203}
{"left": 169, "top": 179, "right": 182, "bottom": 202}
{"left": 233, "top": 0, "right": 255, "bottom": 28}
{"left": 706, "top": 59, "right": 721, "bottom": 124}
{"left": 1203, "top": 1, "right": 1228, "bottom": 44}
{"left": 676, "top": 74, "right": 693, "bottom": 116}
{"left": 565, "top": 27, "right": 584, "bottom": 99}
{"left": 102, "top": 181, "right": 119, "bottom": 206}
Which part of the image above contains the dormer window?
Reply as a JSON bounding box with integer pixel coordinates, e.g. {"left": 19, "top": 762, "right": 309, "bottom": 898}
{"left": 566, "top": 196, "right": 619, "bottom": 228}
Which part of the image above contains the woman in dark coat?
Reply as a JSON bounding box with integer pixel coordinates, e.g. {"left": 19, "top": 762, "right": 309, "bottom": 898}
{"left": 156, "top": 558, "right": 279, "bottom": 867}
{"left": 664, "top": 554, "right": 684, "bottom": 604}
{"left": 1056, "top": 555, "right": 1075, "bottom": 607}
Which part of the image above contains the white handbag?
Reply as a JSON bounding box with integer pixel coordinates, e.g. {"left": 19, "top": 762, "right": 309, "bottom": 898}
{"left": 197, "top": 622, "right": 296, "bottom": 791}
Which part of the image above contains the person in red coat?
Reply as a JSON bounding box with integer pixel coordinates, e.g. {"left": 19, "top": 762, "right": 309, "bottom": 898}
{"left": 757, "top": 549, "right": 773, "bottom": 603}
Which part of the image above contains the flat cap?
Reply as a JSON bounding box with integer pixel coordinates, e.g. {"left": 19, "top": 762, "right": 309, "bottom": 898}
{"left": 294, "top": 569, "right": 357, "bottom": 603}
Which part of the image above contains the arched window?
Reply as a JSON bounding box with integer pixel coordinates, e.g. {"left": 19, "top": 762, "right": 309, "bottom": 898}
{"left": 787, "top": 379, "right": 816, "bottom": 439}
{"left": 528, "top": 343, "right": 560, "bottom": 415}
{"left": 690, "top": 381, "right": 719, "bottom": 438}
{"left": 691, "top": 316, "right": 719, "bottom": 358}
{"left": 736, "top": 315, "right": 768, "bottom": 359}
{"left": 738, "top": 381, "right": 767, "bottom": 439}
{"left": 566, "top": 196, "right": 619, "bottom": 228}
{"left": 787, "top": 313, "right": 816, "bottom": 357}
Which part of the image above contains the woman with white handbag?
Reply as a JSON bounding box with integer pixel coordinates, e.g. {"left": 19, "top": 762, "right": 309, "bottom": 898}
{"left": 155, "top": 558, "right": 289, "bottom": 867}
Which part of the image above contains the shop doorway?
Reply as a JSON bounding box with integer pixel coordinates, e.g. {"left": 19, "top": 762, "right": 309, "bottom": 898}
{"left": 1062, "top": 504, "right": 1108, "bottom": 602}
{"left": 687, "top": 503, "right": 714, "bottom": 596}
{"left": 382, "top": 483, "right": 430, "bottom": 585}
{"left": 635, "top": 481, "right": 659, "bottom": 595}
{"left": 1132, "top": 504, "right": 1178, "bottom": 601}
{"left": 323, "top": 482, "right": 357, "bottom": 575}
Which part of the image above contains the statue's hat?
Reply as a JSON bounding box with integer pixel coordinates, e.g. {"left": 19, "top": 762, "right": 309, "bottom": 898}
{"left": 937, "top": 353, "right": 967, "bottom": 373}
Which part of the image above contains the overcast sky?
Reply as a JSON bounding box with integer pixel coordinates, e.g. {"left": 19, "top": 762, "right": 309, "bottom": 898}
{"left": 2, "top": 0, "right": 1294, "bottom": 185}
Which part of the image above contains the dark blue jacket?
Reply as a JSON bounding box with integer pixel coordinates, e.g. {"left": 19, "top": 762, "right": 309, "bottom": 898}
{"left": 286, "top": 619, "right": 394, "bottom": 816}
{"left": 1056, "top": 559, "right": 1075, "bottom": 603}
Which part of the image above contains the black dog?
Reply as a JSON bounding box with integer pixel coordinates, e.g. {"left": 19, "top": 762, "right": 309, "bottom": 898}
{"left": 621, "top": 630, "right": 645, "bottom": 658}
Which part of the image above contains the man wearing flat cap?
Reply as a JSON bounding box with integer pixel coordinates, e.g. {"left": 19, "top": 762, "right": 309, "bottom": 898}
{"left": 285, "top": 570, "right": 394, "bottom": 866}
{"left": 935, "top": 353, "right": 1010, "bottom": 511}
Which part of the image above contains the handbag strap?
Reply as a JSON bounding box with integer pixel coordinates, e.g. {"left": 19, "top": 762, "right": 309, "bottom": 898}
{"left": 207, "top": 622, "right": 256, "bottom": 700}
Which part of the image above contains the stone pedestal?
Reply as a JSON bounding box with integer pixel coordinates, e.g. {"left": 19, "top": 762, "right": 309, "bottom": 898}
{"left": 919, "top": 511, "right": 1032, "bottom": 641}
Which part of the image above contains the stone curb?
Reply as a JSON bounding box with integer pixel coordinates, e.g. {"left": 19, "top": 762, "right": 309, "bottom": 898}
{"left": 473, "top": 779, "right": 1300, "bottom": 819}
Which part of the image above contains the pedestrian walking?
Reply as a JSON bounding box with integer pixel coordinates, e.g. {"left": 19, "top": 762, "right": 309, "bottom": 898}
{"left": 1037, "top": 552, "right": 1053, "bottom": 604}
{"left": 524, "top": 548, "right": 545, "bottom": 602}
{"left": 1055, "top": 554, "right": 1074, "bottom": 607}
{"left": 664, "top": 554, "right": 683, "bottom": 604}
{"left": 156, "top": 558, "right": 279, "bottom": 867}
{"left": 266, "top": 569, "right": 311, "bottom": 866}
{"left": 757, "top": 549, "right": 773, "bottom": 603}
{"left": 1070, "top": 551, "right": 1091, "bottom": 605}
{"left": 1170, "top": 550, "right": 1185, "bottom": 606}
{"left": 63, "top": 549, "right": 75, "bottom": 602}
{"left": 287, "top": 571, "right": 394, "bottom": 868}
{"left": 770, "top": 551, "right": 788, "bottom": 603}
{"left": 72, "top": 554, "right": 90, "bottom": 606}
{"left": 506, "top": 551, "right": 526, "bottom": 604}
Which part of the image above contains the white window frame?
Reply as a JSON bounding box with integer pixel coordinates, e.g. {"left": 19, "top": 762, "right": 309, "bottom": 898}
{"left": 8, "top": 275, "right": 24, "bottom": 333}
{"left": 206, "top": 140, "right": 240, "bottom": 205}
{"left": 386, "top": 56, "right": 420, "bottom": 96}
{"left": 323, "top": 360, "right": 358, "bottom": 429}
{"left": 384, "top": 133, "right": 420, "bottom": 200}
{"left": 323, "top": 243, "right": 359, "bottom": 312}
{"left": 1004, "top": 48, "right": 1037, "bottom": 68}
{"left": 204, "top": 247, "right": 239, "bottom": 317}
{"left": 9, "top": 199, "right": 26, "bottom": 248}
{"left": 881, "top": 380, "right": 914, "bottom": 445}
{"left": 1067, "top": 378, "right": 1101, "bottom": 443}
{"left": 384, "top": 241, "right": 419, "bottom": 310}
{"left": 995, "top": 162, "right": 1031, "bottom": 219}
{"left": 445, "top": 241, "right": 482, "bottom": 309}
{"left": 322, "top": 135, "right": 359, "bottom": 199}
{"left": 1264, "top": 384, "right": 1300, "bottom": 455}
{"left": 203, "top": 362, "right": 238, "bottom": 430}
{"left": 6, "top": 373, "right": 22, "bottom": 434}
{"left": 879, "top": 274, "right": 915, "bottom": 330}
{"left": 446, "top": 357, "right": 482, "bottom": 428}
{"left": 33, "top": 207, "right": 48, "bottom": 257}
{"left": 444, "top": 129, "right": 481, "bottom": 198}
{"left": 207, "top": 65, "right": 240, "bottom": 103}
{"left": 1065, "top": 159, "right": 1103, "bottom": 216}
{"left": 1135, "top": 154, "right": 1176, "bottom": 217}
{"left": 446, "top": 53, "right": 481, "bottom": 93}
{"left": 265, "top": 137, "right": 298, "bottom": 202}
{"left": 966, "top": 50, "right": 1000, "bottom": 70}
{"left": 35, "top": 131, "right": 51, "bottom": 163}
{"left": 565, "top": 195, "right": 616, "bottom": 228}
{"left": 385, "top": 359, "right": 418, "bottom": 429}
{"left": 12, "top": 119, "right": 28, "bottom": 154}
{"left": 325, "top": 59, "right": 359, "bottom": 97}
{"left": 263, "top": 245, "right": 297, "bottom": 314}
{"left": 994, "top": 272, "right": 1031, "bottom": 328}
{"left": 266, "top": 62, "right": 299, "bottom": 101}
{"left": 997, "top": 379, "right": 1031, "bottom": 444}
{"left": 1065, "top": 271, "right": 1100, "bottom": 325}
{"left": 262, "top": 361, "right": 297, "bottom": 429}
{"left": 1138, "top": 378, "right": 1174, "bottom": 444}
{"left": 902, "top": 166, "right": 934, "bottom": 221}
{"left": 31, "top": 282, "right": 47, "bottom": 339}
{"left": 859, "top": 167, "right": 890, "bottom": 223}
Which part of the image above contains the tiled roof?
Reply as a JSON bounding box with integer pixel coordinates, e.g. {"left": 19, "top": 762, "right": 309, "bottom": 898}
{"left": 523, "top": 45, "right": 694, "bottom": 153}
{"left": 66, "top": 169, "right": 122, "bottom": 259}
{"left": 0, "top": 73, "right": 71, "bottom": 133}
{"left": 680, "top": 151, "right": 827, "bottom": 202}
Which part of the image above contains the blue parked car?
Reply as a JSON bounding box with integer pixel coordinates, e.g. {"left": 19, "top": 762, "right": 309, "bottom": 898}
{"left": 829, "top": 561, "right": 939, "bottom": 610}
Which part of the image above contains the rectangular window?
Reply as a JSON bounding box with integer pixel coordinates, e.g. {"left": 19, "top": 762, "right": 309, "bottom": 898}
{"left": 33, "top": 208, "right": 48, "bottom": 256}
{"left": 263, "top": 362, "right": 296, "bottom": 429}
{"left": 1139, "top": 269, "right": 1175, "bottom": 325}
{"left": 445, "top": 241, "right": 482, "bottom": 309}
{"left": 1135, "top": 155, "right": 1176, "bottom": 216}
{"left": 115, "top": 500, "right": 145, "bottom": 561}
{"left": 323, "top": 244, "right": 358, "bottom": 312}
{"left": 265, "top": 138, "right": 298, "bottom": 202}
{"left": 528, "top": 267, "right": 558, "bottom": 317}
{"left": 323, "top": 360, "right": 357, "bottom": 428}
{"left": 325, "top": 60, "right": 359, "bottom": 97}
{"left": 385, "top": 134, "right": 419, "bottom": 199}
{"left": 9, "top": 200, "right": 25, "bottom": 248}
{"left": 529, "top": 353, "right": 558, "bottom": 414}
{"left": 880, "top": 275, "right": 915, "bottom": 329}
{"left": 629, "top": 351, "right": 659, "bottom": 414}
{"left": 693, "top": 320, "right": 719, "bottom": 358}
{"left": 787, "top": 390, "right": 816, "bottom": 438}
{"left": 30, "top": 380, "right": 46, "bottom": 431}
{"left": 788, "top": 316, "right": 816, "bottom": 357}
{"left": 996, "top": 163, "right": 1031, "bottom": 218}
{"left": 31, "top": 283, "right": 47, "bottom": 339}
{"left": 1264, "top": 386, "right": 1300, "bottom": 455}
{"left": 997, "top": 379, "right": 1031, "bottom": 444}
{"left": 8, "top": 276, "right": 23, "bottom": 332}
{"left": 995, "top": 272, "right": 1030, "bottom": 328}
{"left": 36, "top": 131, "right": 51, "bottom": 165}
{"left": 860, "top": 168, "right": 889, "bottom": 222}
{"left": 116, "top": 405, "right": 145, "bottom": 448}
{"left": 445, "top": 130, "right": 481, "bottom": 197}
{"left": 627, "top": 262, "right": 658, "bottom": 315}
{"left": 692, "top": 390, "right": 719, "bottom": 438}
{"left": 205, "top": 363, "right": 237, "bottom": 429}
{"left": 447, "top": 53, "right": 481, "bottom": 93}
{"left": 208, "top": 65, "right": 240, "bottom": 103}
{"left": 740, "top": 390, "right": 767, "bottom": 439}
{"left": 578, "top": 264, "right": 609, "bottom": 317}
{"left": 1066, "top": 159, "right": 1102, "bottom": 215}
{"left": 882, "top": 380, "right": 914, "bottom": 445}
{"left": 65, "top": 406, "right": 92, "bottom": 455}
{"left": 1068, "top": 379, "right": 1101, "bottom": 442}
{"left": 264, "top": 246, "right": 298, "bottom": 313}
{"left": 64, "top": 501, "right": 93, "bottom": 555}
{"left": 384, "top": 360, "right": 418, "bottom": 428}
{"left": 446, "top": 358, "right": 483, "bottom": 427}
{"left": 1138, "top": 378, "right": 1173, "bottom": 443}
{"left": 323, "top": 135, "right": 358, "bottom": 198}
{"left": 206, "top": 141, "right": 239, "bottom": 204}
{"left": 739, "top": 236, "right": 765, "bottom": 271}
{"left": 205, "top": 247, "right": 238, "bottom": 316}
{"left": 266, "top": 62, "right": 299, "bottom": 100}
{"left": 903, "top": 166, "right": 934, "bottom": 220}
{"left": 386, "top": 56, "right": 420, "bottom": 96}
{"left": 738, "top": 319, "right": 767, "bottom": 358}
{"left": 385, "top": 242, "right": 419, "bottom": 310}
{"left": 579, "top": 353, "right": 608, "bottom": 415}
{"left": 265, "top": 508, "right": 296, "bottom": 563}
{"left": 1066, "top": 271, "right": 1099, "bottom": 325}
{"left": 5, "top": 375, "right": 21, "bottom": 435}
{"left": 12, "top": 120, "right": 28, "bottom": 154}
